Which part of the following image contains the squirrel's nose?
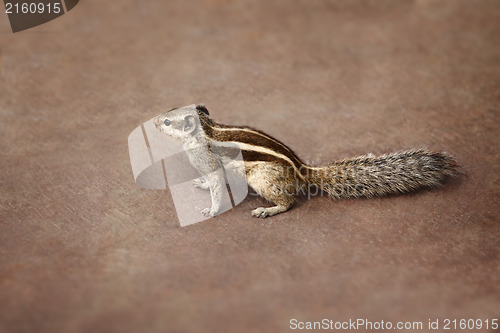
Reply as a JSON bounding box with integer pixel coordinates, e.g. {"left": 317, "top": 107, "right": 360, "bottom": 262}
{"left": 153, "top": 117, "right": 161, "bottom": 126}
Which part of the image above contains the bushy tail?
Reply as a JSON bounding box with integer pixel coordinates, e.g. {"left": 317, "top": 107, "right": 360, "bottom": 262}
{"left": 306, "top": 149, "right": 460, "bottom": 199}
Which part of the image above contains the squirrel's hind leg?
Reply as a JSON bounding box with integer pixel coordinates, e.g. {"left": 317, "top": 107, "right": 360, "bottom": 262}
{"left": 246, "top": 164, "right": 295, "bottom": 218}
{"left": 251, "top": 204, "right": 292, "bottom": 218}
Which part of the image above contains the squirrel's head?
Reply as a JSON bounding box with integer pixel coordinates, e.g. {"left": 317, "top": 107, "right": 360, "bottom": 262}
{"left": 153, "top": 104, "right": 210, "bottom": 140}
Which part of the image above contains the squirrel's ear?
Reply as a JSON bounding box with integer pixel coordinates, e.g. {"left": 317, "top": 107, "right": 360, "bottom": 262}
{"left": 196, "top": 104, "right": 209, "bottom": 116}
{"left": 183, "top": 115, "right": 197, "bottom": 133}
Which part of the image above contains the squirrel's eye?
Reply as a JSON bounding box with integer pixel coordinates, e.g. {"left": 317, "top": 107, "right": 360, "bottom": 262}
{"left": 164, "top": 119, "right": 171, "bottom": 126}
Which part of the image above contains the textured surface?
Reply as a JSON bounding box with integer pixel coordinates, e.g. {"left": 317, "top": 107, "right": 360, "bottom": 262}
{"left": 0, "top": 1, "right": 499, "bottom": 332}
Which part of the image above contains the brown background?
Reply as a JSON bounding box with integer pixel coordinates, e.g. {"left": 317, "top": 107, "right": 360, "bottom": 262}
{"left": 0, "top": 1, "right": 499, "bottom": 332}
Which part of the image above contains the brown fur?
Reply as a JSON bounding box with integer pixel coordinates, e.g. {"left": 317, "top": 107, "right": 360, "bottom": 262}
{"left": 198, "top": 111, "right": 460, "bottom": 217}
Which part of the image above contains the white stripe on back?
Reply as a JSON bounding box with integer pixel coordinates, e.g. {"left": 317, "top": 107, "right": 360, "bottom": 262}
{"left": 211, "top": 126, "right": 295, "bottom": 154}
{"left": 210, "top": 140, "right": 306, "bottom": 180}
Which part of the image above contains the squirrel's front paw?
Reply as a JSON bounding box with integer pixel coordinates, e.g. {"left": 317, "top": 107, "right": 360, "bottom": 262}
{"left": 201, "top": 208, "right": 216, "bottom": 218}
{"left": 193, "top": 178, "right": 209, "bottom": 190}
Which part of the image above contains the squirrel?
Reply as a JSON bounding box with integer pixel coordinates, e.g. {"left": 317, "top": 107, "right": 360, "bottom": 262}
{"left": 153, "top": 104, "right": 459, "bottom": 218}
